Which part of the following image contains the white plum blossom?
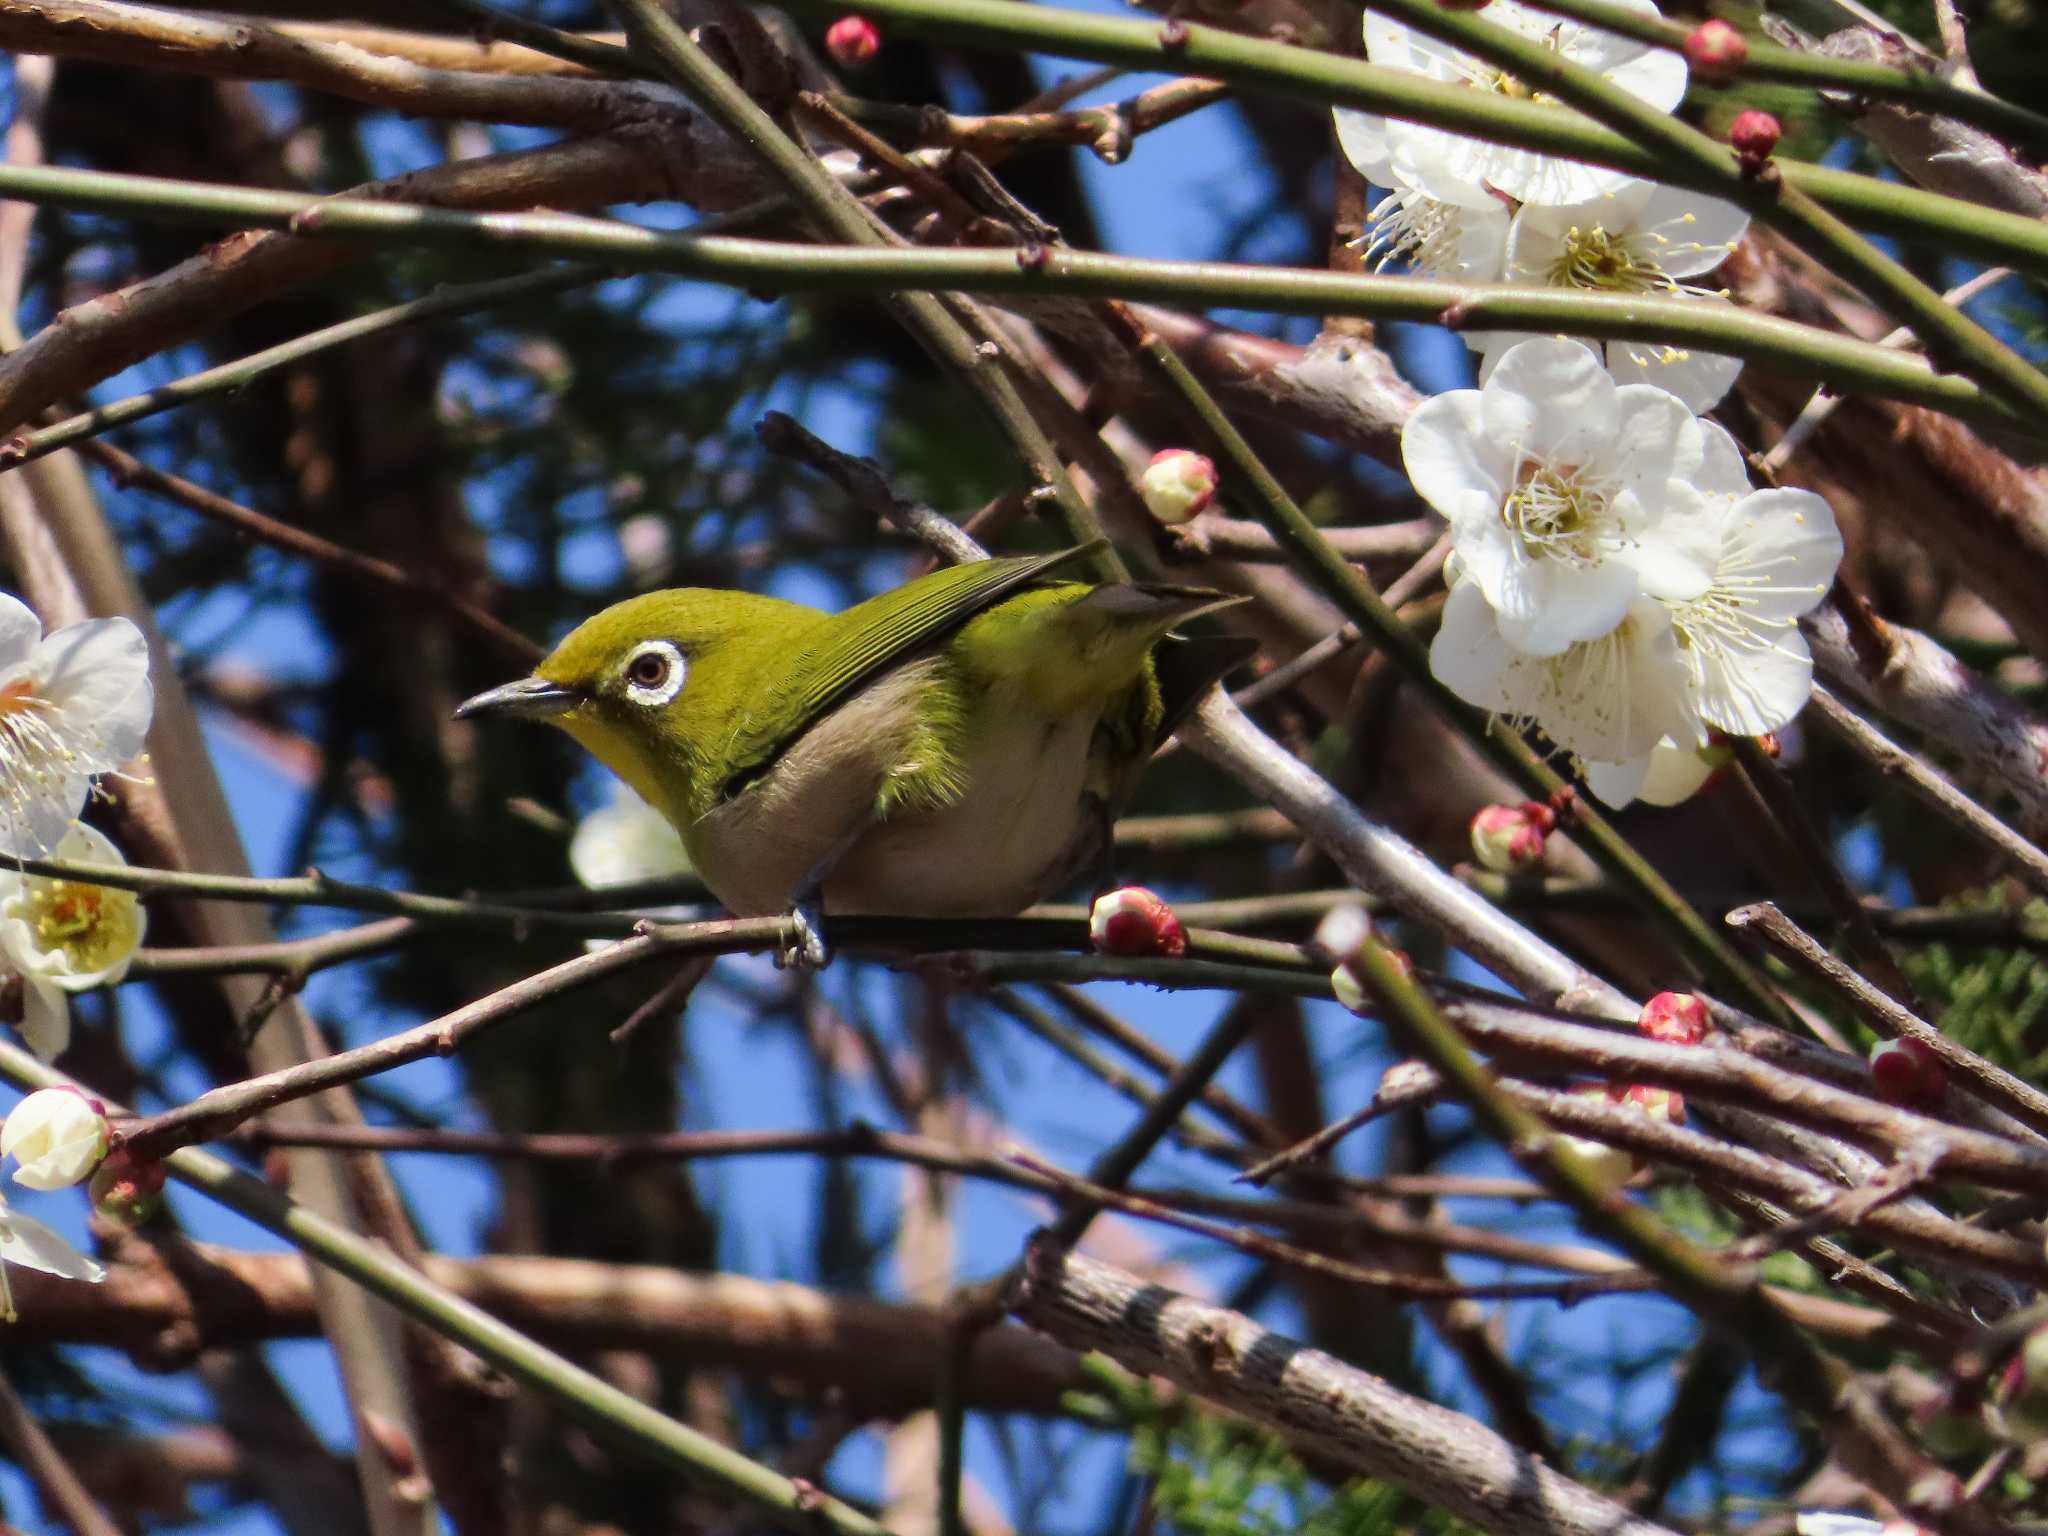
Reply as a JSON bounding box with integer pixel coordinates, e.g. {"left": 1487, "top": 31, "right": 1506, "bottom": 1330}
{"left": 1414, "top": 339, "right": 1843, "bottom": 803}
{"left": 1, "top": 1087, "right": 109, "bottom": 1191}
{"left": 0, "top": 1190, "right": 104, "bottom": 1320}
{"left": 0, "top": 596, "right": 153, "bottom": 860}
{"left": 1404, "top": 338, "right": 1714, "bottom": 655}
{"left": 1472, "top": 181, "right": 1751, "bottom": 409}
{"left": 0, "top": 823, "right": 147, "bottom": 1062}
{"left": 1431, "top": 580, "right": 1702, "bottom": 763}
{"left": 1358, "top": 0, "right": 1688, "bottom": 208}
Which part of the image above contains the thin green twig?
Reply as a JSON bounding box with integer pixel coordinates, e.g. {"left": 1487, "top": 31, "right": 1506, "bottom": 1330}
{"left": 0, "top": 165, "right": 2019, "bottom": 433}
{"left": 1479, "top": 0, "right": 2048, "bottom": 150}
{"left": 764, "top": 0, "right": 2048, "bottom": 282}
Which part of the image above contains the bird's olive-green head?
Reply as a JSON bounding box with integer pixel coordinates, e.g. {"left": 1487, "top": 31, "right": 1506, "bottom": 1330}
{"left": 456, "top": 588, "right": 827, "bottom": 824}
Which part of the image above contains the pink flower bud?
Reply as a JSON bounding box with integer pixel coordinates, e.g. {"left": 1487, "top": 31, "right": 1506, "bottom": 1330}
{"left": 89, "top": 1145, "right": 166, "bottom": 1228}
{"left": 1138, "top": 449, "right": 1217, "bottom": 526}
{"left": 1623, "top": 1083, "right": 1685, "bottom": 1125}
{"left": 824, "top": 15, "right": 881, "bottom": 67}
{"left": 1089, "top": 886, "right": 1187, "bottom": 959}
{"left": 1683, "top": 20, "right": 1748, "bottom": 84}
{"left": 1729, "top": 109, "right": 1782, "bottom": 172}
{"left": 1638, "top": 991, "right": 1709, "bottom": 1046}
{"left": 1870, "top": 1037, "right": 1945, "bottom": 1106}
{"left": 1469, "top": 802, "right": 1549, "bottom": 874}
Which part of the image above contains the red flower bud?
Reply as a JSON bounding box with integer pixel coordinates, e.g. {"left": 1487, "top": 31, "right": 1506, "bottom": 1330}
{"left": 824, "top": 15, "right": 881, "bottom": 68}
{"left": 1089, "top": 886, "right": 1187, "bottom": 959}
{"left": 1869, "top": 1037, "right": 1945, "bottom": 1106}
{"left": 89, "top": 1145, "right": 166, "bottom": 1229}
{"left": 1683, "top": 19, "right": 1748, "bottom": 84}
{"left": 1470, "top": 802, "right": 1549, "bottom": 873}
{"left": 1139, "top": 449, "right": 1218, "bottom": 526}
{"left": 1729, "top": 109, "right": 1782, "bottom": 172}
{"left": 1638, "top": 990, "right": 1709, "bottom": 1046}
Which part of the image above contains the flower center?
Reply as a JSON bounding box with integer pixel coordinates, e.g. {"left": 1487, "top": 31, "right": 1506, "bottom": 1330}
{"left": 1503, "top": 464, "right": 1611, "bottom": 563}
{"left": 16, "top": 879, "right": 139, "bottom": 975}
{"left": 1549, "top": 224, "right": 1663, "bottom": 293}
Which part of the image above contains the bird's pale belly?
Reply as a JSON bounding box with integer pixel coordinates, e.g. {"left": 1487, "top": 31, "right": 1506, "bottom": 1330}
{"left": 685, "top": 668, "right": 1104, "bottom": 918}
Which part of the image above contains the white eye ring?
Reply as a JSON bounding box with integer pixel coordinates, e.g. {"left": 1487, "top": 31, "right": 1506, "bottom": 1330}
{"left": 622, "top": 640, "right": 686, "bottom": 707}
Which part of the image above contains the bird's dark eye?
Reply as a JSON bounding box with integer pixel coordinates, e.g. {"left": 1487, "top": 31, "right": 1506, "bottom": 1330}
{"left": 621, "top": 640, "right": 687, "bottom": 705}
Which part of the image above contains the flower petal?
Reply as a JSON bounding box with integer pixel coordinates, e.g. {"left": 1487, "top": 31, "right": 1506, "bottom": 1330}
{"left": 18, "top": 980, "right": 69, "bottom": 1063}
{"left": 1495, "top": 557, "right": 1639, "bottom": 655}
{"left": 1637, "top": 739, "right": 1724, "bottom": 805}
{"left": 0, "top": 1208, "right": 104, "bottom": 1282}
{"left": 1582, "top": 751, "right": 1652, "bottom": 809}
{"left": 1687, "top": 624, "right": 1814, "bottom": 738}
{"left": 34, "top": 618, "right": 154, "bottom": 767}
{"left": 1635, "top": 183, "right": 1748, "bottom": 280}
{"left": 0, "top": 599, "right": 42, "bottom": 676}
{"left": 1429, "top": 582, "right": 1520, "bottom": 715}
{"left": 1605, "top": 338, "right": 1744, "bottom": 412}
{"left": 1403, "top": 388, "right": 1511, "bottom": 516}
{"left": 1713, "top": 488, "right": 1844, "bottom": 623}
{"left": 1481, "top": 338, "right": 1616, "bottom": 467}
{"left": 1538, "top": 597, "right": 1701, "bottom": 761}
{"left": 1607, "top": 384, "right": 1702, "bottom": 487}
{"left": 1697, "top": 420, "right": 1753, "bottom": 501}
{"left": 0, "top": 781, "right": 89, "bottom": 863}
{"left": 1333, "top": 109, "right": 1393, "bottom": 182}
{"left": 1601, "top": 43, "right": 1688, "bottom": 113}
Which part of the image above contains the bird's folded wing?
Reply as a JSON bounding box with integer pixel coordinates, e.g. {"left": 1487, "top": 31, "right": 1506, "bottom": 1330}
{"left": 729, "top": 542, "right": 1103, "bottom": 782}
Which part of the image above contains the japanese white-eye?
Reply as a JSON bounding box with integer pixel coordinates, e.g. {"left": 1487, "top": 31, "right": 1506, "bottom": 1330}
{"left": 456, "top": 544, "right": 1250, "bottom": 964}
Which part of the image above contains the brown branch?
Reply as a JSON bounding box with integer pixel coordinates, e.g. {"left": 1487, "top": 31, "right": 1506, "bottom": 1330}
{"left": 8, "top": 1244, "right": 1085, "bottom": 1418}
{"left": 1806, "top": 684, "right": 2048, "bottom": 897}
{"left": 117, "top": 927, "right": 770, "bottom": 1161}
{"left": 274, "top": 19, "right": 623, "bottom": 76}
{"left": 1806, "top": 595, "right": 2048, "bottom": 840}
{"left": 1012, "top": 1242, "right": 1685, "bottom": 1536}
{"left": 0, "top": 1366, "right": 123, "bottom": 1536}
{"left": 0, "top": 1, "right": 659, "bottom": 129}
{"left": 1442, "top": 989, "right": 2048, "bottom": 1201}
{"left": 1729, "top": 737, "right": 1922, "bottom": 1008}
{"left": 1729, "top": 901, "right": 2048, "bottom": 1142}
{"left": 227, "top": 1118, "right": 1663, "bottom": 1284}
{"left": 74, "top": 438, "right": 541, "bottom": 663}
{"left": 1007, "top": 1150, "right": 1648, "bottom": 1302}
{"left": 1815, "top": 26, "right": 2048, "bottom": 218}
{"left": 1165, "top": 515, "right": 1439, "bottom": 565}
{"left": 831, "top": 78, "right": 1230, "bottom": 164}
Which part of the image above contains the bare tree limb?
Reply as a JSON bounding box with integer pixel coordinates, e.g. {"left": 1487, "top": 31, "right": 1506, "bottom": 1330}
{"left": 1011, "top": 1242, "right": 1685, "bottom": 1536}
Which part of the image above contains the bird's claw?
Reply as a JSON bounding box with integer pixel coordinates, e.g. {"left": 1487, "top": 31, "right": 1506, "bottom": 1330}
{"left": 778, "top": 899, "right": 831, "bottom": 971}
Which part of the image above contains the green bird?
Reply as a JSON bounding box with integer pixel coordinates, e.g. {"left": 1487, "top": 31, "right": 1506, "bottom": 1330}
{"left": 455, "top": 544, "right": 1250, "bottom": 965}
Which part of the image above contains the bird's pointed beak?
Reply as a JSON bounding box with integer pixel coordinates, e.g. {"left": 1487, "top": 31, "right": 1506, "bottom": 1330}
{"left": 454, "top": 676, "right": 581, "bottom": 722}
